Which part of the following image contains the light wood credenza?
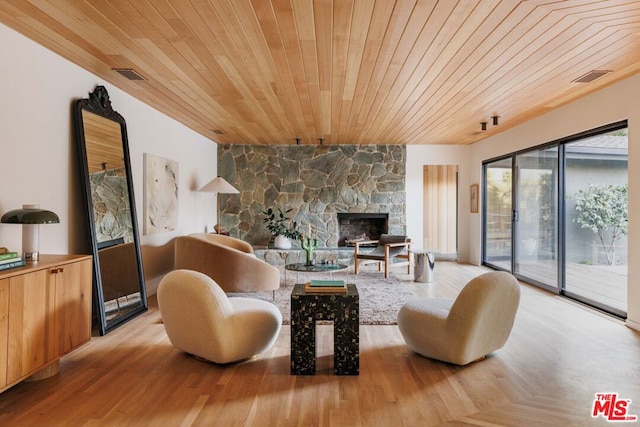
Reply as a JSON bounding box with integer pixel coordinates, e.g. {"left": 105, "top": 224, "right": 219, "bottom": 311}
{"left": 0, "top": 254, "right": 93, "bottom": 393}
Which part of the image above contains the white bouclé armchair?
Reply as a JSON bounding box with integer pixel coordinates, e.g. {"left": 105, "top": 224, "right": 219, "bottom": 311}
{"left": 157, "top": 269, "right": 282, "bottom": 364}
{"left": 397, "top": 271, "right": 520, "bottom": 365}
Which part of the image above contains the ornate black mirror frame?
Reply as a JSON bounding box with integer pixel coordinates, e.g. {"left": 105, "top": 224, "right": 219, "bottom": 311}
{"left": 74, "top": 85, "right": 147, "bottom": 335}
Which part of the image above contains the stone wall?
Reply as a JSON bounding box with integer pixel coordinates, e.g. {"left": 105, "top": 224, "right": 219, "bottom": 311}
{"left": 90, "top": 168, "right": 133, "bottom": 244}
{"left": 218, "top": 144, "right": 406, "bottom": 247}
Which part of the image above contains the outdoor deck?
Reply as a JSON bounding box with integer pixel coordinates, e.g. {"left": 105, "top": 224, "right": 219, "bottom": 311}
{"left": 492, "top": 259, "right": 627, "bottom": 313}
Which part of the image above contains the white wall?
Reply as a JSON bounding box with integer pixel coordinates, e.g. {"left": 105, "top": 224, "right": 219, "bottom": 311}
{"left": 0, "top": 23, "right": 217, "bottom": 293}
{"left": 468, "top": 73, "right": 640, "bottom": 329}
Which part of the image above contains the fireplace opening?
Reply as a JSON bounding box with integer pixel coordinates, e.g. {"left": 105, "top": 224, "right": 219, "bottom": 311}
{"left": 337, "top": 213, "right": 388, "bottom": 247}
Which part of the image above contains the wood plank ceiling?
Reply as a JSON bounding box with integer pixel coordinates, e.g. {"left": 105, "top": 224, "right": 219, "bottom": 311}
{"left": 1, "top": 0, "right": 640, "bottom": 146}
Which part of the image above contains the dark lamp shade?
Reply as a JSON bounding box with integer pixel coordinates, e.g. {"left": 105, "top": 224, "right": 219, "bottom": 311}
{"left": 1, "top": 208, "right": 60, "bottom": 224}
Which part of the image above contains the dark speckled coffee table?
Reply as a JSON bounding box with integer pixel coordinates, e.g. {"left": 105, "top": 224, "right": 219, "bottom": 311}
{"left": 290, "top": 283, "right": 359, "bottom": 375}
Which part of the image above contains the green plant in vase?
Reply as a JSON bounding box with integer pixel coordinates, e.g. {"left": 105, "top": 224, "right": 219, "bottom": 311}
{"left": 262, "top": 207, "right": 302, "bottom": 249}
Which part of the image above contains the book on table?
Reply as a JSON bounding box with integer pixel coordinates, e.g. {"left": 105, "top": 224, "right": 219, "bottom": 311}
{"left": 0, "top": 258, "right": 26, "bottom": 271}
{"left": 304, "top": 279, "right": 347, "bottom": 293}
{"left": 309, "top": 279, "right": 345, "bottom": 287}
{"left": 0, "top": 251, "right": 20, "bottom": 261}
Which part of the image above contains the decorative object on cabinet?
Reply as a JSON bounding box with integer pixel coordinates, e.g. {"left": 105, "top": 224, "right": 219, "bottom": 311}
{"left": 198, "top": 176, "right": 239, "bottom": 234}
{"left": 1, "top": 204, "right": 59, "bottom": 261}
{"left": 73, "top": 85, "right": 147, "bottom": 335}
{"left": 0, "top": 254, "right": 92, "bottom": 394}
{"left": 0, "top": 248, "right": 26, "bottom": 271}
{"left": 143, "top": 153, "right": 179, "bottom": 235}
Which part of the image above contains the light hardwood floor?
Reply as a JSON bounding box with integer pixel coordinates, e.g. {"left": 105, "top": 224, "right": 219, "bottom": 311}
{"left": 0, "top": 262, "right": 638, "bottom": 426}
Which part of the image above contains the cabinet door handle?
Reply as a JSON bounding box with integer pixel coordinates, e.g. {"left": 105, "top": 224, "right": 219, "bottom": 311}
{"left": 50, "top": 268, "right": 64, "bottom": 274}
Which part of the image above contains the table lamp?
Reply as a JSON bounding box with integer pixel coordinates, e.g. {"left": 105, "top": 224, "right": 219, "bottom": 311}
{"left": 198, "top": 177, "right": 239, "bottom": 233}
{"left": 1, "top": 204, "right": 60, "bottom": 261}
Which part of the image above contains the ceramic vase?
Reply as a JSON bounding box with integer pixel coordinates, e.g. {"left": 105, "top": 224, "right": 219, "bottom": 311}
{"left": 274, "top": 234, "right": 292, "bottom": 249}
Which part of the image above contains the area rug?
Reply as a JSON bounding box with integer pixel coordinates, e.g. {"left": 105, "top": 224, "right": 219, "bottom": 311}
{"left": 229, "top": 270, "right": 412, "bottom": 325}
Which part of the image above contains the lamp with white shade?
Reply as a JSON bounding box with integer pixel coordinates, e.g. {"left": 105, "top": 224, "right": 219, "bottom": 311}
{"left": 198, "top": 177, "right": 239, "bottom": 233}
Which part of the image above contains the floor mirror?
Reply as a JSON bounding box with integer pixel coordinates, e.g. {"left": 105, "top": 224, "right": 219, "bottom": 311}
{"left": 74, "top": 85, "right": 147, "bottom": 335}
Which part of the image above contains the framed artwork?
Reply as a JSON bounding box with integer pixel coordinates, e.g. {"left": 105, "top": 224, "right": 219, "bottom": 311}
{"left": 143, "top": 153, "right": 179, "bottom": 234}
{"left": 470, "top": 183, "right": 479, "bottom": 213}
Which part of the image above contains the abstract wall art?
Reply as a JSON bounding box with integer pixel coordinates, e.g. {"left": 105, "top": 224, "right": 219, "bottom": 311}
{"left": 144, "top": 153, "right": 178, "bottom": 234}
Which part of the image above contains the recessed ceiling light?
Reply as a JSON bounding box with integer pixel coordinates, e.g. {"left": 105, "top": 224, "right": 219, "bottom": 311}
{"left": 211, "top": 129, "right": 224, "bottom": 135}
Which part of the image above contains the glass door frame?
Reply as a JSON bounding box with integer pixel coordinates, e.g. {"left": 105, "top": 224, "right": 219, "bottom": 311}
{"left": 481, "top": 120, "right": 628, "bottom": 318}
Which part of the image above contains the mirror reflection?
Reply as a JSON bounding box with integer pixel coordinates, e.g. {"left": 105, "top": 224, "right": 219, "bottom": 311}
{"left": 75, "top": 86, "right": 147, "bottom": 334}
{"left": 82, "top": 110, "right": 134, "bottom": 243}
{"left": 82, "top": 110, "right": 142, "bottom": 321}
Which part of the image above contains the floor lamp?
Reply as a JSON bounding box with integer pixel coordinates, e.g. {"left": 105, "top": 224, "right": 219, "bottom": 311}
{"left": 198, "top": 177, "right": 239, "bottom": 234}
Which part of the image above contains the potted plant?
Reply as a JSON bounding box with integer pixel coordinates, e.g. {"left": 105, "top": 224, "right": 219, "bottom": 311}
{"left": 262, "top": 207, "right": 302, "bottom": 249}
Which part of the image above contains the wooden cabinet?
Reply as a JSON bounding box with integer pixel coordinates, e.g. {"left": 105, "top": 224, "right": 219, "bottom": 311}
{"left": 0, "top": 278, "right": 8, "bottom": 388}
{"left": 51, "top": 258, "right": 93, "bottom": 355}
{"left": 0, "top": 255, "right": 92, "bottom": 393}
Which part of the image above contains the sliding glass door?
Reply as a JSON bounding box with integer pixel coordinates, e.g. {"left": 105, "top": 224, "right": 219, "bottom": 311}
{"left": 564, "top": 130, "right": 628, "bottom": 316}
{"left": 482, "top": 123, "right": 628, "bottom": 318}
{"left": 484, "top": 158, "right": 512, "bottom": 271}
{"left": 513, "top": 148, "right": 558, "bottom": 288}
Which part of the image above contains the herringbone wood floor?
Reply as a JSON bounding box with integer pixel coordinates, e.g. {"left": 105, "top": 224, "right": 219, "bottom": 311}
{"left": 0, "top": 262, "right": 638, "bottom": 426}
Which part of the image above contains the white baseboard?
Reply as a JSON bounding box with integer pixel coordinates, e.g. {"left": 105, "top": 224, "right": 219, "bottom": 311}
{"left": 626, "top": 319, "right": 640, "bottom": 332}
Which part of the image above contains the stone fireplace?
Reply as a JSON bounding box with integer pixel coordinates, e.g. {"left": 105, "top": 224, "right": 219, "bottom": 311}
{"left": 337, "top": 213, "right": 388, "bottom": 246}
{"left": 218, "top": 144, "right": 406, "bottom": 247}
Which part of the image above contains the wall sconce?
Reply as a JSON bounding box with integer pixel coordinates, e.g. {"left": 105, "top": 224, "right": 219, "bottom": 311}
{"left": 481, "top": 122, "right": 487, "bottom": 131}
{"left": 492, "top": 115, "right": 500, "bottom": 126}
{"left": 1, "top": 204, "right": 60, "bottom": 261}
{"left": 198, "top": 177, "right": 239, "bottom": 234}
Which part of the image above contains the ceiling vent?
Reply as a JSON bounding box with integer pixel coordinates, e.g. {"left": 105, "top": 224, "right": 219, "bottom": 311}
{"left": 112, "top": 68, "right": 146, "bottom": 81}
{"left": 572, "top": 70, "right": 612, "bottom": 83}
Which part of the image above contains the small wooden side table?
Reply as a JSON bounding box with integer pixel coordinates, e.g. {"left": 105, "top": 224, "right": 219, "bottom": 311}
{"left": 290, "top": 283, "right": 359, "bottom": 375}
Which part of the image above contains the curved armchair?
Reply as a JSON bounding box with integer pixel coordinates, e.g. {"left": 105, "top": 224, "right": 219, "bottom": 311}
{"left": 157, "top": 269, "right": 282, "bottom": 364}
{"left": 397, "top": 271, "right": 520, "bottom": 365}
{"left": 175, "top": 233, "right": 280, "bottom": 293}
{"left": 354, "top": 234, "right": 411, "bottom": 278}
